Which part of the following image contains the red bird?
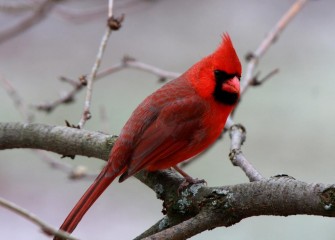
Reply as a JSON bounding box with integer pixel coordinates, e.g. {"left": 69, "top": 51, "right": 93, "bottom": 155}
{"left": 54, "top": 33, "right": 241, "bottom": 239}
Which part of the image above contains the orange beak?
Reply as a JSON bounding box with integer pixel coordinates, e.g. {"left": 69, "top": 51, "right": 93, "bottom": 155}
{"left": 222, "top": 76, "right": 240, "bottom": 94}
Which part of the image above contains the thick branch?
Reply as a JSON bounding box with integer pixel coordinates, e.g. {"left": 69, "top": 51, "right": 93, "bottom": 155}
{"left": 138, "top": 178, "right": 335, "bottom": 239}
{"left": 0, "top": 122, "right": 116, "bottom": 160}
{"left": 2, "top": 122, "right": 335, "bottom": 239}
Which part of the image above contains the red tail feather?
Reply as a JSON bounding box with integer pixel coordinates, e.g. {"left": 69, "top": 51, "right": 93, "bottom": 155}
{"left": 54, "top": 168, "right": 118, "bottom": 240}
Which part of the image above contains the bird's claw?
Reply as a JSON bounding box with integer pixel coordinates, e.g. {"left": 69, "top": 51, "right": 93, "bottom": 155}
{"left": 178, "top": 177, "right": 207, "bottom": 192}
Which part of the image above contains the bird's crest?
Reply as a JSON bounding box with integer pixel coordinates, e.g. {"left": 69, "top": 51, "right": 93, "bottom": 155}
{"left": 185, "top": 33, "right": 241, "bottom": 100}
{"left": 212, "top": 33, "right": 241, "bottom": 77}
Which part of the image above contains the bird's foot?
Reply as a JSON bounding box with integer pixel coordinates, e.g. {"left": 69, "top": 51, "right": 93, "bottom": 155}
{"left": 178, "top": 176, "right": 207, "bottom": 192}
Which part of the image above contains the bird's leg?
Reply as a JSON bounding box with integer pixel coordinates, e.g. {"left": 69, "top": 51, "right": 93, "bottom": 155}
{"left": 173, "top": 166, "right": 206, "bottom": 190}
{"left": 173, "top": 165, "right": 195, "bottom": 182}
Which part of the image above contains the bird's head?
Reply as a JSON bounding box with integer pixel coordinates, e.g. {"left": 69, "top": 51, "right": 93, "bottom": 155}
{"left": 188, "top": 33, "right": 242, "bottom": 106}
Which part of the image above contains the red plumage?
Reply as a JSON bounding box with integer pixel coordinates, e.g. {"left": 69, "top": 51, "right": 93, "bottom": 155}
{"left": 54, "top": 33, "right": 242, "bottom": 239}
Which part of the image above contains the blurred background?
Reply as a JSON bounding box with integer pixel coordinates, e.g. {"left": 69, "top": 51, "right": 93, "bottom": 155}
{"left": 0, "top": 0, "right": 335, "bottom": 239}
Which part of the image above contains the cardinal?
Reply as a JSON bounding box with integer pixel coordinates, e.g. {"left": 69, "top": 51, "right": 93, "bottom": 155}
{"left": 54, "top": 33, "right": 241, "bottom": 239}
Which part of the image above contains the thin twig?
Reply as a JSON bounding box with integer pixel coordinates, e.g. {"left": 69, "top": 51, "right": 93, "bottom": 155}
{"left": 34, "top": 58, "right": 179, "bottom": 113}
{"left": 0, "top": 76, "right": 34, "bottom": 122}
{"left": 229, "top": 124, "right": 263, "bottom": 181}
{"left": 0, "top": 197, "right": 78, "bottom": 240}
{"left": 225, "top": 116, "right": 234, "bottom": 129}
{"left": 77, "top": 30, "right": 111, "bottom": 127}
{"left": 0, "top": 0, "right": 40, "bottom": 12}
{"left": 123, "top": 56, "right": 180, "bottom": 80}
{"left": 35, "top": 80, "right": 85, "bottom": 112}
{"left": 0, "top": 0, "right": 55, "bottom": 44}
{"left": 54, "top": 0, "right": 137, "bottom": 24}
{"left": 55, "top": 5, "right": 106, "bottom": 23}
{"left": 59, "top": 76, "right": 81, "bottom": 87}
{"left": 34, "top": 149, "right": 98, "bottom": 180}
{"left": 108, "top": 0, "right": 114, "bottom": 17}
{"left": 224, "top": 0, "right": 309, "bottom": 180}
{"left": 251, "top": 68, "right": 280, "bottom": 86}
{"left": 181, "top": 1, "right": 308, "bottom": 171}
{"left": 240, "top": 0, "right": 308, "bottom": 94}
{"left": 77, "top": 0, "right": 117, "bottom": 128}
{"left": 0, "top": 75, "right": 97, "bottom": 180}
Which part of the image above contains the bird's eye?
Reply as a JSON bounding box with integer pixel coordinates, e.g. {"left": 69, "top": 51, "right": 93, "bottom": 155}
{"left": 214, "top": 70, "right": 229, "bottom": 82}
{"left": 214, "top": 70, "right": 240, "bottom": 82}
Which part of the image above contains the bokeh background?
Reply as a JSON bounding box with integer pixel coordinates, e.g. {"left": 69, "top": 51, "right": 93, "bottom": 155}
{"left": 1, "top": 0, "right": 335, "bottom": 239}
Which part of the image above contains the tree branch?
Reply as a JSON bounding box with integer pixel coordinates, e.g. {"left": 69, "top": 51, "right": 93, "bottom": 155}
{"left": 0, "top": 0, "right": 55, "bottom": 44}
{"left": 0, "top": 76, "right": 34, "bottom": 122}
{"left": 240, "top": 0, "right": 309, "bottom": 94}
{"left": 34, "top": 57, "right": 180, "bottom": 113}
{"left": 0, "top": 196, "right": 78, "bottom": 240}
{"left": 229, "top": 124, "right": 263, "bottom": 181}
{"left": 1, "top": 122, "right": 335, "bottom": 239}
{"left": 137, "top": 177, "right": 335, "bottom": 239}
{"left": 0, "top": 122, "right": 116, "bottom": 160}
{"left": 179, "top": 0, "right": 309, "bottom": 171}
{"left": 77, "top": 0, "right": 116, "bottom": 128}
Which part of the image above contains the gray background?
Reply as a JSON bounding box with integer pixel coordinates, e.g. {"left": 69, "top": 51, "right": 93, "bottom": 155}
{"left": 1, "top": 0, "right": 335, "bottom": 239}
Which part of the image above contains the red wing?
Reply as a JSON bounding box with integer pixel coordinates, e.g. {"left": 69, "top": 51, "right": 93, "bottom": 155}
{"left": 120, "top": 96, "right": 208, "bottom": 180}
